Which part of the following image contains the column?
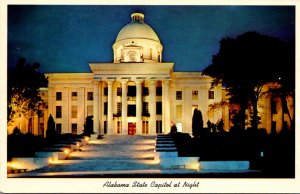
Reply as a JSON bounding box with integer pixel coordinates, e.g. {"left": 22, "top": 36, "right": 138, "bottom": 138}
{"left": 149, "top": 80, "right": 156, "bottom": 134}
{"left": 277, "top": 97, "right": 283, "bottom": 133}
{"left": 107, "top": 81, "right": 113, "bottom": 134}
{"left": 265, "top": 95, "right": 272, "bottom": 134}
{"left": 163, "top": 80, "right": 170, "bottom": 133}
{"left": 98, "top": 82, "right": 102, "bottom": 134}
{"left": 121, "top": 81, "right": 128, "bottom": 135}
{"left": 47, "top": 87, "right": 53, "bottom": 117}
{"left": 136, "top": 80, "right": 142, "bottom": 135}
{"left": 33, "top": 113, "right": 39, "bottom": 135}
{"left": 93, "top": 81, "right": 100, "bottom": 133}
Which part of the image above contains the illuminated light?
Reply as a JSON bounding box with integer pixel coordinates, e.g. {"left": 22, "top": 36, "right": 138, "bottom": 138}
{"left": 7, "top": 161, "right": 14, "bottom": 168}
{"left": 85, "top": 137, "right": 89, "bottom": 141}
{"left": 64, "top": 148, "right": 70, "bottom": 155}
{"left": 76, "top": 142, "right": 80, "bottom": 147}
{"left": 186, "top": 161, "right": 200, "bottom": 171}
{"left": 48, "top": 157, "right": 53, "bottom": 164}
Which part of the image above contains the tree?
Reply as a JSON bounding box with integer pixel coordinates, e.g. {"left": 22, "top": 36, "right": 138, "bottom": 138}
{"left": 7, "top": 57, "right": 48, "bottom": 124}
{"left": 83, "top": 115, "right": 94, "bottom": 136}
{"left": 192, "top": 109, "right": 203, "bottom": 138}
{"left": 203, "top": 32, "right": 294, "bottom": 130}
{"left": 217, "top": 119, "right": 224, "bottom": 133}
{"left": 46, "top": 114, "right": 56, "bottom": 141}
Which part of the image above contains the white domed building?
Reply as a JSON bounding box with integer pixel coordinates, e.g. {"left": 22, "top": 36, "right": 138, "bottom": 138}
{"left": 10, "top": 12, "right": 292, "bottom": 136}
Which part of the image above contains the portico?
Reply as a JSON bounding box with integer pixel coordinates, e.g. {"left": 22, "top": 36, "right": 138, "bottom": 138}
{"left": 89, "top": 62, "right": 173, "bottom": 135}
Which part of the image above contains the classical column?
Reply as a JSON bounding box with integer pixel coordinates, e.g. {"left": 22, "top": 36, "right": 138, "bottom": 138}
{"left": 149, "top": 80, "right": 157, "bottom": 134}
{"left": 163, "top": 80, "right": 170, "bottom": 133}
{"left": 33, "top": 113, "right": 39, "bottom": 135}
{"left": 277, "top": 97, "right": 283, "bottom": 133}
{"left": 98, "top": 82, "right": 102, "bottom": 134}
{"left": 265, "top": 95, "right": 272, "bottom": 134}
{"left": 121, "top": 80, "right": 128, "bottom": 135}
{"left": 107, "top": 81, "right": 113, "bottom": 135}
{"left": 47, "top": 87, "right": 53, "bottom": 117}
{"left": 136, "top": 80, "right": 143, "bottom": 135}
{"left": 93, "top": 81, "right": 100, "bottom": 133}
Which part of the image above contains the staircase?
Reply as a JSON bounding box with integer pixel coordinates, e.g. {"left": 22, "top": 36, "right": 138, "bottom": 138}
{"left": 25, "top": 135, "right": 159, "bottom": 174}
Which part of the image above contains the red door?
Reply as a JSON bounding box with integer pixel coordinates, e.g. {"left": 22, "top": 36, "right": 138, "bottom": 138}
{"left": 128, "top": 123, "right": 136, "bottom": 135}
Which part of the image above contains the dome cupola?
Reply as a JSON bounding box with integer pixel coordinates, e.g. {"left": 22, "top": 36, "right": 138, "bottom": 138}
{"left": 113, "top": 12, "right": 163, "bottom": 63}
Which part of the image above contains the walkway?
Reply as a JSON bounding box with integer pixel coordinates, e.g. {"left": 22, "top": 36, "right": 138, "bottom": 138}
{"left": 9, "top": 135, "right": 260, "bottom": 178}
{"left": 12, "top": 135, "right": 162, "bottom": 177}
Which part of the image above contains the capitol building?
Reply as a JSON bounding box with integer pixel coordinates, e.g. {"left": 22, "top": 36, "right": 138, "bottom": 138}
{"left": 8, "top": 12, "right": 294, "bottom": 136}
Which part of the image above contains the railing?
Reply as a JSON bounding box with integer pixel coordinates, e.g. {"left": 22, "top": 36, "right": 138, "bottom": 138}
{"left": 127, "top": 96, "right": 136, "bottom": 101}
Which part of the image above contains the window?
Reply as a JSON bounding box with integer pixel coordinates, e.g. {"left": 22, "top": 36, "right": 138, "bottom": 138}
{"left": 156, "top": 86, "right": 162, "bottom": 96}
{"left": 104, "top": 87, "right": 108, "bottom": 96}
{"left": 143, "top": 87, "right": 149, "bottom": 96}
{"left": 117, "top": 87, "right": 122, "bottom": 96}
{"left": 142, "top": 121, "right": 149, "bottom": 134}
{"left": 192, "top": 90, "right": 198, "bottom": 100}
{"left": 117, "top": 121, "right": 122, "bottom": 134}
{"left": 282, "top": 98, "right": 288, "bottom": 114}
{"left": 87, "top": 105, "right": 93, "bottom": 116}
{"left": 56, "top": 106, "right": 62, "bottom": 118}
{"left": 142, "top": 102, "right": 149, "bottom": 116}
{"left": 56, "top": 92, "right": 62, "bottom": 101}
{"left": 56, "top": 123, "right": 62, "bottom": 134}
{"left": 208, "top": 91, "right": 214, "bottom": 99}
{"left": 104, "top": 121, "right": 107, "bottom": 134}
{"left": 150, "top": 48, "right": 153, "bottom": 59}
{"left": 104, "top": 102, "right": 108, "bottom": 115}
{"left": 271, "top": 121, "right": 276, "bottom": 134}
{"left": 271, "top": 100, "right": 277, "bottom": 114}
{"left": 71, "top": 106, "right": 77, "bottom": 118}
{"left": 71, "top": 92, "right": 77, "bottom": 101}
{"left": 176, "top": 91, "right": 182, "bottom": 100}
{"left": 156, "top": 120, "right": 162, "bottom": 134}
{"left": 176, "top": 105, "right": 182, "bottom": 118}
{"left": 87, "top": 92, "right": 93, "bottom": 100}
{"left": 283, "top": 121, "right": 288, "bottom": 130}
{"left": 127, "top": 86, "right": 136, "bottom": 97}
{"left": 117, "top": 102, "right": 122, "bottom": 116}
{"left": 128, "top": 105, "right": 136, "bottom": 116}
{"left": 71, "top": 123, "right": 77, "bottom": 134}
{"left": 156, "top": 102, "right": 162, "bottom": 115}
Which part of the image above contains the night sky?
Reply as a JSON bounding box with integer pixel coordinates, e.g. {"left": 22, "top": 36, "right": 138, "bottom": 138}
{"left": 8, "top": 5, "right": 295, "bottom": 73}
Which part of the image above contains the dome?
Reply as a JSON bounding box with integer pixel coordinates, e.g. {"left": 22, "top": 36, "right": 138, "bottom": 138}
{"left": 113, "top": 13, "right": 163, "bottom": 63}
{"left": 115, "top": 13, "right": 161, "bottom": 43}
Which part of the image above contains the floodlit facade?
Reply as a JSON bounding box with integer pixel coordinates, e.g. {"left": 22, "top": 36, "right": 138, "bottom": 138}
{"left": 7, "top": 12, "right": 294, "bottom": 136}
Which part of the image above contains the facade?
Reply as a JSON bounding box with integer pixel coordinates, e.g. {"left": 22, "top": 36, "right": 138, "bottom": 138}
{"left": 7, "top": 12, "right": 294, "bottom": 136}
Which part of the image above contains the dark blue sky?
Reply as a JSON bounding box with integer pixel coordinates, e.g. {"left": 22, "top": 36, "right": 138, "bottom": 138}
{"left": 8, "top": 5, "right": 295, "bottom": 73}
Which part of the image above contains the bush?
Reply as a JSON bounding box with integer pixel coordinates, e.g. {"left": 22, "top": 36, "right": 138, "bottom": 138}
{"left": 7, "top": 128, "right": 46, "bottom": 160}
{"left": 83, "top": 116, "right": 94, "bottom": 136}
{"left": 46, "top": 114, "right": 57, "bottom": 142}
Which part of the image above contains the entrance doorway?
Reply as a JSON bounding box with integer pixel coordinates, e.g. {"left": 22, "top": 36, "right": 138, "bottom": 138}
{"left": 128, "top": 122, "right": 136, "bottom": 135}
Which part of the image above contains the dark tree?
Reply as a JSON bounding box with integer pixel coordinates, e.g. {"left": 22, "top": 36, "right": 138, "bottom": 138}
{"left": 203, "top": 32, "right": 294, "bottom": 130}
{"left": 83, "top": 116, "right": 94, "bottom": 136}
{"left": 192, "top": 109, "right": 203, "bottom": 138}
{"left": 7, "top": 57, "right": 48, "bottom": 124}
{"left": 170, "top": 123, "right": 177, "bottom": 134}
{"left": 46, "top": 114, "right": 56, "bottom": 141}
{"left": 217, "top": 119, "right": 224, "bottom": 133}
{"left": 207, "top": 120, "right": 212, "bottom": 132}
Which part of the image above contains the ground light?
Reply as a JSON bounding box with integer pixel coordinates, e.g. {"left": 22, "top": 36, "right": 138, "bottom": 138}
{"left": 64, "top": 148, "right": 71, "bottom": 155}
